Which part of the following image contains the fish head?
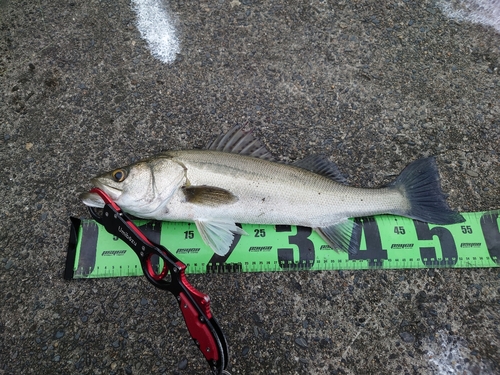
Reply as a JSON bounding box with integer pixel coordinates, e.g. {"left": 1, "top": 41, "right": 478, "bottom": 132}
{"left": 80, "top": 158, "right": 185, "bottom": 217}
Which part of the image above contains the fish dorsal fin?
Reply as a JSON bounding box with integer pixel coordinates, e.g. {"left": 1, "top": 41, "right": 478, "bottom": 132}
{"left": 206, "top": 126, "right": 274, "bottom": 161}
{"left": 293, "top": 155, "right": 347, "bottom": 184}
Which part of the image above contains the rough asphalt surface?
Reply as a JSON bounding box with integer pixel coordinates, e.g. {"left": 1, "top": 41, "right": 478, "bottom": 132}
{"left": 1, "top": 0, "right": 499, "bottom": 374}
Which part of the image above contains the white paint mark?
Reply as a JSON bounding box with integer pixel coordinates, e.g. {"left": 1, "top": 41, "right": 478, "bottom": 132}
{"left": 424, "top": 330, "right": 495, "bottom": 374}
{"left": 426, "top": 330, "right": 468, "bottom": 374}
{"left": 437, "top": 0, "right": 500, "bottom": 34}
{"left": 131, "top": 0, "right": 180, "bottom": 64}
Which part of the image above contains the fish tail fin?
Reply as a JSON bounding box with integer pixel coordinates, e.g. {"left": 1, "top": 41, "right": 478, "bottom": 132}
{"left": 390, "top": 157, "right": 464, "bottom": 224}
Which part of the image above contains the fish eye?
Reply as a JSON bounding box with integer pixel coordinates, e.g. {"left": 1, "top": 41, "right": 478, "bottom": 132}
{"left": 112, "top": 169, "right": 127, "bottom": 182}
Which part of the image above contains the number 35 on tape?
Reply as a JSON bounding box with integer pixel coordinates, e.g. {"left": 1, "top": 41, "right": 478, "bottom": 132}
{"left": 65, "top": 211, "right": 500, "bottom": 279}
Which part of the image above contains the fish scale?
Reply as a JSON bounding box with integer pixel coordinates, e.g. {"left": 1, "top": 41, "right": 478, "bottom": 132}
{"left": 164, "top": 150, "right": 407, "bottom": 226}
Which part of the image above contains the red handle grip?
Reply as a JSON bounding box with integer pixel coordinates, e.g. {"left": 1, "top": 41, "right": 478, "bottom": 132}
{"left": 178, "top": 292, "right": 219, "bottom": 363}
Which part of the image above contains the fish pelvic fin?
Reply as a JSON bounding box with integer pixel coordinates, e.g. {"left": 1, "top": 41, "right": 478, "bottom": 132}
{"left": 389, "top": 157, "right": 465, "bottom": 224}
{"left": 195, "top": 219, "right": 247, "bottom": 256}
{"left": 315, "top": 219, "right": 361, "bottom": 254}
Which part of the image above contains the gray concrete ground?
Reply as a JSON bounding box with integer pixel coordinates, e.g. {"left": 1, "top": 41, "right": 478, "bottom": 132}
{"left": 1, "top": 0, "right": 499, "bottom": 374}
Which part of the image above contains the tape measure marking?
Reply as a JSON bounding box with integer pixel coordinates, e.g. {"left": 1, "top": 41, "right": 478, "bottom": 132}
{"left": 66, "top": 211, "right": 500, "bottom": 278}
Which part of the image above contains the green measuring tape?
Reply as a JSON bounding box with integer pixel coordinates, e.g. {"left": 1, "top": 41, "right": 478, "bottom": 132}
{"left": 65, "top": 211, "right": 500, "bottom": 279}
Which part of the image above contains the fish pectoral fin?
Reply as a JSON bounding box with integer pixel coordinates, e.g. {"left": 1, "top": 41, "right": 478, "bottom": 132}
{"left": 195, "top": 219, "right": 247, "bottom": 256}
{"left": 182, "top": 185, "right": 238, "bottom": 206}
{"left": 293, "top": 155, "right": 347, "bottom": 184}
{"left": 315, "top": 219, "right": 360, "bottom": 254}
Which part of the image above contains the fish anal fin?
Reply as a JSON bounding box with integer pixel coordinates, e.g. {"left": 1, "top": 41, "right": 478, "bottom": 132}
{"left": 206, "top": 126, "right": 274, "bottom": 161}
{"left": 195, "top": 219, "right": 247, "bottom": 256}
{"left": 293, "top": 155, "right": 347, "bottom": 184}
{"left": 315, "top": 219, "right": 360, "bottom": 254}
{"left": 182, "top": 185, "right": 238, "bottom": 206}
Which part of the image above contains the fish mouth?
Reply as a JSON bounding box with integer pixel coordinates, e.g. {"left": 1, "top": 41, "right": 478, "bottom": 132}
{"left": 79, "top": 179, "right": 123, "bottom": 207}
{"left": 79, "top": 191, "right": 105, "bottom": 207}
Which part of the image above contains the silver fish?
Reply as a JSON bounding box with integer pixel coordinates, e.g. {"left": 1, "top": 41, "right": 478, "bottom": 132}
{"left": 80, "top": 127, "right": 464, "bottom": 255}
